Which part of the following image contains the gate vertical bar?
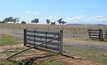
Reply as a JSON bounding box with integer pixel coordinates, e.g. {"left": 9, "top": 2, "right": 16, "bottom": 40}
{"left": 24, "top": 29, "right": 27, "bottom": 46}
{"left": 59, "top": 30, "right": 63, "bottom": 54}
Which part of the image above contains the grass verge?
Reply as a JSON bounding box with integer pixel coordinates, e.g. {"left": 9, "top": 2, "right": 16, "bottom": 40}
{"left": 36, "top": 61, "right": 62, "bottom": 65}
{"left": 0, "top": 35, "right": 17, "bottom": 46}
{"left": 64, "top": 46, "right": 107, "bottom": 65}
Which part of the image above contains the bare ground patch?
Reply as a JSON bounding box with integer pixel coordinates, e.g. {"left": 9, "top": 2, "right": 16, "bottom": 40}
{"left": 0, "top": 43, "right": 104, "bottom": 65}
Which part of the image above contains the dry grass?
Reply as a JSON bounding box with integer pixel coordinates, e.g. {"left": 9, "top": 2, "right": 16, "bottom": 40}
{"left": 0, "top": 24, "right": 107, "bottom": 65}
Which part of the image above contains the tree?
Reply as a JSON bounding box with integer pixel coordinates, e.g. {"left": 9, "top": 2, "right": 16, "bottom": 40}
{"left": 31, "top": 18, "right": 39, "bottom": 24}
{"left": 31, "top": 18, "right": 39, "bottom": 29}
{"left": 61, "top": 21, "right": 66, "bottom": 25}
{"left": 46, "top": 19, "right": 51, "bottom": 31}
{"left": 3, "top": 18, "right": 9, "bottom": 23}
{"left": 15, "top": 17, "right": 20, "bottom": 23}
{"left": 34, "top": 18, "right": 39, "bottom": 24}
{"left": 46, "top": 19, "right": 50, "bottom": 24}
{"left": 2, "top": 17, "right": 20, "bottom": 23}
{"left": 8, "top": 17, "right": 13, "bottom": 23}
{"left": 31, "top": 20, "right": 34, "bottom": 23}
{"left": 51, "top": 22, "right": 56, "bottom": 25}
{"left": 57, "top": 18, "right": 63, "bottom": 25}
{"left": 21, "top": 21, "right": 26, "bottom": 24}
{"left": 57, "top": 18, "right": 66, "bottom": 25}
{"left": 13, "top": 18, "right": 17, "bottom": 23}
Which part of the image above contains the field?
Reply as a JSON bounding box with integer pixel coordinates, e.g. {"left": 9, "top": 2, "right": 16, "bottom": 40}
{"left": 0, "top": 23, "right": 107, "bottom": 65}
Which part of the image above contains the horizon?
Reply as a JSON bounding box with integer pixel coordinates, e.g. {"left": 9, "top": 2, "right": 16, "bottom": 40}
{"left": 0, "top": 0, "right": 107, "bottom": 24}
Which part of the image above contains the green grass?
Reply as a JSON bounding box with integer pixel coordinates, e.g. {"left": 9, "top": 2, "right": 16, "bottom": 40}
{"left": 1, "top": 47, "right": 25, "bottom": 56}
{"left": 0, "top": 60, "right": 63, "bottom": 65}
{"left": 0, "top": 35, "right": 17, "bottom": 46}
{"left": 86, "top": 39, "right": 107, "bottom": 42}
{"left": 64, "top": 46, "right": 107, "bottom": 65}
{"left": 0, "top": 60, "right": 18, "bottom": 65}
{"left": 36, "top": 61, "right": 63, "bottom": 65}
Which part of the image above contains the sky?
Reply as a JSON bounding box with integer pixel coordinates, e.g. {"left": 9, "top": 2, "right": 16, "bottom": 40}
{"left": 0, "top": 0, "right": 107, "bottom": 24}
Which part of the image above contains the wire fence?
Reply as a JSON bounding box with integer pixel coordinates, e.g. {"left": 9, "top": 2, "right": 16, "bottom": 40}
{"left": 0, "top": 24, "right": 90, "bottom": 39}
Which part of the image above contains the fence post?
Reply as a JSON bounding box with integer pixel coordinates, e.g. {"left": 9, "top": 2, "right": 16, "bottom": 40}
{"left": 99, "top": 29, "right": 103, "bottom": 40}
{"left": 59, "top": 30, "right": 63, "bottom": 54}
{"left": 88, "top": 29, "right": 91, "bottom": 38}
{"left": 24, "top": 29, "right": 27, "bottom": 46}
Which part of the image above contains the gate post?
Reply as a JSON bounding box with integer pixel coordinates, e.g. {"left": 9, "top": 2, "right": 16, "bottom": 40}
{"left": 59, "top": 30, "right": 63, "bottom": 54}
{"left": 99, "top": 29, "right": 103, "bottom": 40}
{"left": 24, "top": 29, "right": 27, "bottom": 46}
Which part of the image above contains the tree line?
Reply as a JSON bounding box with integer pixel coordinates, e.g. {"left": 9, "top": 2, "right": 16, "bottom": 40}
{"left": 0, "top": 17, "right": 66, "bottom": 25}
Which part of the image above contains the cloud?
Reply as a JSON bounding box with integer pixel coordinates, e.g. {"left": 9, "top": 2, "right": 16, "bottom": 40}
{"left": 20, "top": 15, "right": 107, "bottom": 24}
{"left": 64, "top": 15, "right": 107, "bottom": 24}
{"left": 25, "top": 11, "right": 31, "bottom": 13}
{"left": 25, "top": 11, "right": 39, "bottom": 15}
{"left": 33, "top": 12, "right": 39, "bottom": 14}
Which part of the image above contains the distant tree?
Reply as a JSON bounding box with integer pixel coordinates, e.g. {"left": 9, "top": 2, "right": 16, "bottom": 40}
{"left": 35, "top": 18, "right": 39, "bottom": 24}
{"left": 31, "top": 20, "right": 34, "bottom": 23}
{"left": 57, "top": 18, "right": 63, "bottom": 25}
{"left": 46, "top": 19, "right": 51, "bottom": 31}
{"left": 21, "top": 21, "right": 26, "bottom": 24}
{"left": 13, "top": 18, "right": 17, "bottom": 23}
{"left": 2, "top": 17, "right": 15, "bottom": 23}
{"left": 31, "top": 18, "right": 39, "bottom": 24}
{"left": 2, "top": 17, "right": 20, "bottom": 23}
{"left": 46, "top": 19, "right": 50, "bottom": 24}
{"left": 15, "top": 17, "right": 20, "bottom": 23}
{"left": 0, "top": 21, "right": 5, "bottom": 23}
{"left": 61, "top": 21, "right": 66, "bottom": 25}
{"left": 51, "top": 22, "right": 56, "bottom": 25}
{"left": 8, "top": 17, "right": 13, "bottom": 23}
{"left": 3, "top": 18, "right": 9, "bottom": 23}
{"left": 31, "top": 18, "right": 39, "bottom": 29}
{"left": 57, "top": 18, "right": 66, "bottom": 25}
{"left": 57, "top": 18, "right": 66, "bottom": 30}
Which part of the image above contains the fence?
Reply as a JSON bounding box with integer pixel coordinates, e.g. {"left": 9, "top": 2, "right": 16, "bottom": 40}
{"left": 105, "top": 30, "right": 107, "bottom": 39}
{"left": 24, "top": 29, "right": 63, "bottom": 54}
{"left": 88, "top": 29, "right": 103, "bottom": 40}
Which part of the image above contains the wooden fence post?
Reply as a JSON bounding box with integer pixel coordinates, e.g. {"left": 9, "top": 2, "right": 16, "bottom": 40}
{"left": 59, "top": 30, "right": 63, "bottom": 54}
{"left": 99, "top": 29, "right": 103, "bottom": 40}
{"left": 24, "top": 29, "right": 27, "bottom": 46}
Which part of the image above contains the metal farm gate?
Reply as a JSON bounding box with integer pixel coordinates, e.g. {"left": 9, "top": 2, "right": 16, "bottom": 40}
{"left": 24, "top": 29, "right": 63, "bottom": 53}
{"left": 6, "top": 29, "right": 63, "bottom": 60}
{"left": 88, "top": 29, "right": 103, "bottom": 40}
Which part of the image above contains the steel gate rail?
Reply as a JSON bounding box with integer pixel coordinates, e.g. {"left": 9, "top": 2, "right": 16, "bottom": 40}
{"left": 88, "top": 29, "right": 103, "bottom": 40}
{"left": 24, "top": 29, "right": 63, "bottom": 53}
{"left": 6, "top": 29, "right": 63, "bottom": 60}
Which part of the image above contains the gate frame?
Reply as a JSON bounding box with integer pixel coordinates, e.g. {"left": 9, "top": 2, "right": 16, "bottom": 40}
{"left": 88, "top": 29, "right": 103, "bottom": 40}
{"left": 24, "top": 29, "right": 63, "bottom": 54}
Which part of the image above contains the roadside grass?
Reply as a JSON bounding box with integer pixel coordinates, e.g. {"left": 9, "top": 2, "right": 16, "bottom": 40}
{"left": 1, "top": 47, "right": 25, "bottom": 56}
{"left": 86, "top": 39, "right": 107, "bottom": 42}
{"left": 64, "top": 46, "right": 107, "bottom": 65}
{"left": 0, "top": 35, "right": 17, "bottom": 46}
{"left": 0, "top": 60, "right": 63, "bottom": 65}
{"left": 0, "top": 35, "right": 62, "bottom": 65}
{"left": 36, "top": 61, "right": 63, "bottom": 65}
{"left": 0, "top": 60, "right": 18, "bottom": 65}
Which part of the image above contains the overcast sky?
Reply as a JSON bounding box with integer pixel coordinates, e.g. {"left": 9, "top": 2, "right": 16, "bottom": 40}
{"left": 0, "top": 0, "right": 107, "bottom": 24}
